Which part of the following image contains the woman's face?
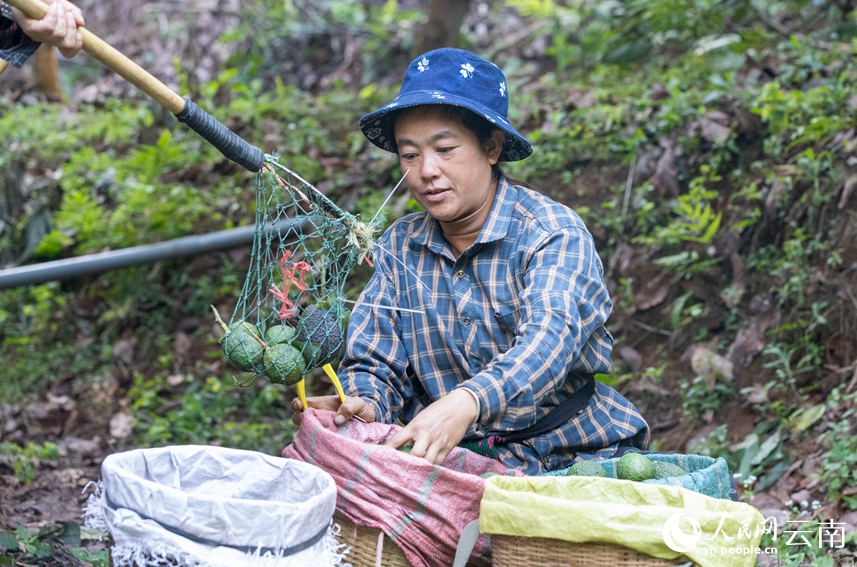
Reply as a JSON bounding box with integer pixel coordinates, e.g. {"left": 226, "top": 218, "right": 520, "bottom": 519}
{"left": 393, "top": 108, "right": 503, "bottom": 224}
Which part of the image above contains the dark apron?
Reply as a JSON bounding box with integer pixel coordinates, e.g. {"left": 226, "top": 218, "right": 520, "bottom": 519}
{"left": 499, "top": 374, "right": 596, "bottom": 444}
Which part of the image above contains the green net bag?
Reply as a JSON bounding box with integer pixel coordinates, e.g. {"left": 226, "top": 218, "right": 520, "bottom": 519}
{"left": 211, "top": 159, "right": 385, "bottom": 388}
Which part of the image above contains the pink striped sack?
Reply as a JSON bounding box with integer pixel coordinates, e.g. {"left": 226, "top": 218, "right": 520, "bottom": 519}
{"left": 281, "top": 409, "right": 520, "bottom": 567}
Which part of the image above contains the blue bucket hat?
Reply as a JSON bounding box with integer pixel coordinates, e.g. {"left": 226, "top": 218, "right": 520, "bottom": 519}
{"left": 358, "top": 48, "right": 533, "bottom": 162}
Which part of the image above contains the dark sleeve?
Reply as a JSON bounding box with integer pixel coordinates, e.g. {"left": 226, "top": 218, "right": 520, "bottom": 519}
{"left": 1, "top": 15, "right": 40, "bottom": 68}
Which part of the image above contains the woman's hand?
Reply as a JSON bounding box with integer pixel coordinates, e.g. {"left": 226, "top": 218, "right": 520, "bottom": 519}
{"left": 386, "top": 389, "right": 478, "bottom": 466}
{"left": 290, "top": 395, "right": 376, "bottom": 427}
{"left": 12, "top": 0, "right": 84, "bottom": 58}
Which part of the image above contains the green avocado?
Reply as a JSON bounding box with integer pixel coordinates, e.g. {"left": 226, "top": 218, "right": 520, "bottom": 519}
{"left": 221, "top": 321, "right": 265, "bottom": 372}
{"left": 616, "top": 453, "right": 655, "bottom": 482}
{"left": 263, "top": 342, "right": 306, "bottom": 385}
{"left": 293, "top": 305, "right": 346, "bottom": 368}
{"left": 265, "top": 324, "right": 296, "bottom": 345}
{"left": 566, "top": 461, "right": 609, "bottom": 478}
{"left": 652, "top": 461, "right": 687, "bottom": 479}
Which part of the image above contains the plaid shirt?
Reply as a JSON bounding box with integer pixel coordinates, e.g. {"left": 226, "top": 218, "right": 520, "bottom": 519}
{"left": 1, "top": 11, "right": 39, "bottom": 68}
{"left": 341, "top": 177, "right": 650, "bottom": 475}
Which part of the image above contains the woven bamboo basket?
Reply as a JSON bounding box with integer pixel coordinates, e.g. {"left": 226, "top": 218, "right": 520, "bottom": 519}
{"left": 334, "top": 514, "right": 413, "bottom": 567}
{"left": 491, "top": 535, "right": 694, "bottom": 567}
{"left": 334, "top": 514, "right": 486, "bottom": 567}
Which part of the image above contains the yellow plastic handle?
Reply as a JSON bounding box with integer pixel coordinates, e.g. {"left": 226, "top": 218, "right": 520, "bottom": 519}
{"left": 323, "top": 363, "right": 347, "bottom": 403}
{"left": 296, "top": 379, "right": 308, "bottom": 411}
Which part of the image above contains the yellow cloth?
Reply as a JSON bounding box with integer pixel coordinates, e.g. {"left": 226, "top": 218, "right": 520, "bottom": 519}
{"left": 480, "top": 475, "right": 764, "bottom": 567}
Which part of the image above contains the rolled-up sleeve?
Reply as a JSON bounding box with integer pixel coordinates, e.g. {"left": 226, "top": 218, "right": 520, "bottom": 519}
{"left": 462, "top": 225, "right": 612, "bottom": 431}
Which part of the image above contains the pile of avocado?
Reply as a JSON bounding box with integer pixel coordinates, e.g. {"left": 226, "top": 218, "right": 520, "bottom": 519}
{"left": 212, "top": 304, "right": 346, "bottom": 386}
{"left": 218, "top": 318, "right": 306, "bottom": 385}
{"left": 566, "top": 453, "right": 687, "bottom": 481}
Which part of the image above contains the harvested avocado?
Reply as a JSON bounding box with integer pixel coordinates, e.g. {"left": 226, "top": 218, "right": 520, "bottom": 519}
{"left": 223, "top": 322, "right": 265, "bottom": 371}
{"left": 263, "top": 342, "right": 306, "bottom": 385}
{"left": 616, "top": 452, "right": 655, "bottom": 482}
{"left": 211, "top": 305, "right": 265, "bottom": 372}
{"left": 293, "top": 305, "right": 346, "bottom": 368}
{"left": 265, "top": 324, "right": 296, "bottom": 345}
{"left": 566, "top": 461, "right": 609, "bottom": 478}
{"left": 652, "top": 461, "right": 687, "bottom": 479}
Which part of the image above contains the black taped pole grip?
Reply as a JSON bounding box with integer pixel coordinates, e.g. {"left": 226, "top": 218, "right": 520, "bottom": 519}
{"left": 175, "top": 98, "right": 265, "bottom": 172}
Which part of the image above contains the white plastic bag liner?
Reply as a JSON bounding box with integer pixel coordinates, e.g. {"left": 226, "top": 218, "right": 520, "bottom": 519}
{"left": 84, "top": 445, "right": 346, "bottom": 567}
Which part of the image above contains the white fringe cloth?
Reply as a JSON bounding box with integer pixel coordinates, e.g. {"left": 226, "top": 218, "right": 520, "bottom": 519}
{"left": 82, "top": 446, "right": 348, "bottom": 567}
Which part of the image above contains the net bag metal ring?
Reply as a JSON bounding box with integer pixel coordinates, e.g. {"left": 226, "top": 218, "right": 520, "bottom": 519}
{"left": 84, "top": 445, "right": 346, "bottom": 567}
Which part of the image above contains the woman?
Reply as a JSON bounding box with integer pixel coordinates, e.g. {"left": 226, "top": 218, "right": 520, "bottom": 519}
{"left": 293, "top": 47, "right": 650, "bottom": 475}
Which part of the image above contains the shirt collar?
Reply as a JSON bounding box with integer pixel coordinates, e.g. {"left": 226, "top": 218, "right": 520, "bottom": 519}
{"left": 408, "top": 175, "right": 518, "bottom": 253}
{"left": 476, "top": 176, "right": 516, "bottom": 245}
{"left": 409, "top": 212, "right": 445, "bottom": 254}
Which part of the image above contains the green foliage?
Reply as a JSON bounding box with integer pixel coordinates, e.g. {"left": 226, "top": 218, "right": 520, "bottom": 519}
{"left": 70, "top": 547, "right": 110, "bottom": 567}
{"left": 127, "top": 372, "right": 295, "bottom": 454}
{"left": 689, "top": 423, "right": 731, "bottom": 458}
{"left": 33, "top": 132, "right": 210, "bottom": 257}
{"left": 762, "top": 336, "right": 823, "bottom": 395}
{"left": 817, "top": 418, "right": 857, "bottom": 510}
{"left": 0, "top": 282, "right": 111, "bottom": 402}
{"left": 748, "top": 229, "right": 833, "bottom": 309}
{"left": 120, "top": 130, "right": 185, "bottom": 184}
{"left": 678, "top": 374, "right": 735, "bottom": 420}
{"left": 635, "top": 166, "right": 723, "bottom": 248}
{"left": 221, "top": 0, "right": 424, "bottom": 88}
{"left": 0, "top": 102, "right": 149, "bottom": 157}
{"left": 0, "top": 442, "right": 59, "bottom": 485}
{"left": 507, "top": 0, "right": 850, "bottom": 78}
{"left": 4, "top": 527, "right": 52, "bottom": 559}
{"left": 751, "top": 77, "right": 854, "bottom": 145}
{"left": 0, "top": 523, "right": 108, "bottom": 566}
{"left": 755, "top": 390, "right": 856, "bottom": 562}
{"left": 690, "top": 419, "right": 788, "bottom": 497}
{"left": 507, "top": 0, "right": 595, "bottom": 74}
{"left": 0, "top": 103, "right": 151, "bottom": 266}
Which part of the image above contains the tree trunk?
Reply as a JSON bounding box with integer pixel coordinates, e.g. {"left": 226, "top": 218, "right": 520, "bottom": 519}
{"left": 33, "top": 44, "right": 63, "bottom": 102}
{"left": 415, "top": 0, "right": 472, "bottom": 55}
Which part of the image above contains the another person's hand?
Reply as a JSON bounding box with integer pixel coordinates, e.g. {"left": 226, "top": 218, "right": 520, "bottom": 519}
{"left": 290, "top": 395, "right": 376, "bottom": 427}
{"left": 12, "top": 0, "right": 84, "bottom": 58}
{"left": 385, "top": 389, "right": 478, "bottom": 466}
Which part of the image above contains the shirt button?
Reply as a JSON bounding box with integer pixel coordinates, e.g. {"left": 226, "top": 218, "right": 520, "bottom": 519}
{"left": 455, "top": 270, "right": 465, "bottom": 279}
{"left": 462, "top": 317, "right": 472, "bottom": 326}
